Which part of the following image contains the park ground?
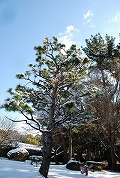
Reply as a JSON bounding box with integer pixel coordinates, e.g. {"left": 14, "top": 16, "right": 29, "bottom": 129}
{"left": 0, "top": 157, "right": 120, "bottom": 178}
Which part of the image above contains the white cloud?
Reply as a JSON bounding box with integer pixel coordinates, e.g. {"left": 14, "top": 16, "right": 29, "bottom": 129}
{"left": 83, "top": 19, "right": 91, "bottom": 25}
{"left": 84, "top": 10, "right": 93, "bottom": 19}
{"left": 89, "top": 24, "right": 95, "bottom": 28}
{"left": 109, "top": 11, "right": 120, "bottom": 23}
{"left": 66, "top": 25, "right": 79, "bottom": 33}
{"left": 58, "top": 25, "right": 80, "bottom": 49}
{"left": 83, "top": 10, "right": 95, "bottom": 28}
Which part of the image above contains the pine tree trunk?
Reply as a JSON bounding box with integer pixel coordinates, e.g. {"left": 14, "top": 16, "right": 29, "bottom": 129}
{"left": 39, "top": 131, "right": 52, "bottom": 178}
{"left": 54, "top": 148, "right": 58, "bottom": 164}
{"left": 86, "top": 129, "right": 91, "bottom": 161}
{"left": 68, "top": 127, "right": 72, "bottom": 160}
{"left": 110, "top": 143, "right": 117, "bottom": 170}
{"left": 106, "top": 148, "right": 112, "bottom": 169}
{"left": 60, "top": 131, "right": 68, "bottom": 163}
{"left": 39, "top": 85, "right": 57, "bottom": 177}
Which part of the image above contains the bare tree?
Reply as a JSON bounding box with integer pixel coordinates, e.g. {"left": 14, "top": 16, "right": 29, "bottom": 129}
{"left": 0, "top": 115, "right": 21, "bottom": 145}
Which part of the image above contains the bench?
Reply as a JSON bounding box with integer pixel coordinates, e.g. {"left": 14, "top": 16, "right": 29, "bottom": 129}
{"left": 86, "top": 161, "right": 106, "bottom": 171}
{"left": 29, "top": 155, "right": 43, "bottom": 167}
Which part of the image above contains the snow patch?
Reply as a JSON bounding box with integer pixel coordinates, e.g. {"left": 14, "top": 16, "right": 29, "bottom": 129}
{"left": 7, "top": 147, "right": 28, "bottom": 157}
{"left": 0, "top": 158, "right": 120, "bottom": 178}
{"left": 17, "top": 142, "right": 42, "bottom": 151}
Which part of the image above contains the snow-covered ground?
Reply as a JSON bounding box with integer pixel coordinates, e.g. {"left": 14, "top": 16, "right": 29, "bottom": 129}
{"left": 0, "top": 157, "right": 120, "bottom": 178}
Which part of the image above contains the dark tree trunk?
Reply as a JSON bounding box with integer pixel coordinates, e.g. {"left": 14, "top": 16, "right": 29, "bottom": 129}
{"left": 86, "top": 129, "right": 91, "bottom": 161}
{"left": 39, "top": 131, "right": 52, "bottom": 178}
{"left": 106, "top": 147, "right": 117, "bottom": 170}
{"left": 110, "top": 144, "right": 117, "bottom": 170}
{"left": 54, "top": 147, "right": 59, "bottom": 164}
{"left": 106, "top": 149, "right": 112, "bottom": 169}
{"left": 60, "top": 130, "right": 68, "bottom": 163}
{"left": 39, "top": 85, "right": 57, "bottom": 177}
{"left": 68, "top": 127, "right": 72, "bottom": 160}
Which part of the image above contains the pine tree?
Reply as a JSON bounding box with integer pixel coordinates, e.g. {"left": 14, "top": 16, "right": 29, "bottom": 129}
{"left": 2, "top": 37, "right": 88, "bottom": 177}
{"left": 82, "top": 33, "right": 120, "bottom": 170}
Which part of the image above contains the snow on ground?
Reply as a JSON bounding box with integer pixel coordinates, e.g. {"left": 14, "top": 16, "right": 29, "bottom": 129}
{"left": 7, "top": 147, "right": 29, "bottom": 157}
{"left": 13, "top": 142, "right": 42, "bottom": 151}
{"left": 0, "top": 157, "right": 120, "bottom": 178}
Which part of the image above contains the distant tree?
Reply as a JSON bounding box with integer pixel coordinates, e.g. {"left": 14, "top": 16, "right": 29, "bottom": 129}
{"left": 72, "top": 123, "right": 93, "bottom": 161}
{"left": 0, "top": 116, "right": 22, "bottom": 145}
{"left": 82, "top": 33, "right": 120, "bottom": 170}
{"left": 23, "top": 134, "right": 42, "bottom": 146}
{"left": 52, "top": 127, "right": 68, "bottom": 164}
{"left": 2, "top": 37, "right": 89, "bottom": 177}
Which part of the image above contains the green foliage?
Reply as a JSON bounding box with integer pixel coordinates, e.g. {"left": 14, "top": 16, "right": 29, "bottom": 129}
{"left": 82, "top": 33, "right": 120, "bottom": 169}
{"left": 63, "top": 101, "right": 76, "bottom": 112}
{"left": 82, "top": 33, "right": 120, "bottom": 70}
{"left": 23, "top": 134, "right": 42, "bottom": 146}
{"left": 2, "top": 36, "right": 88, "bottom": 131}
{"left": 16, "top": 73, "right": 25, "bottom": 79}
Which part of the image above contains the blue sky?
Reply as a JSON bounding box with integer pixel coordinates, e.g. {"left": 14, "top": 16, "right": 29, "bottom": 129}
{"left": 0, "top": 0, "right": 120, "bottom": 118}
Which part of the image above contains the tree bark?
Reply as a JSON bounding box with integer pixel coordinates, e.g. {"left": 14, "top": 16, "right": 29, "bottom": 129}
{"left": 110, "top": 143, "right": 117, "bottom": 170}
{"left": 39, "top": 83, "right": 57, "bottom": 177}
{"left": 59, "top": 129, "right": 68, "bottom": 163}
{"left": 86, "top": 128, "right": 91, "bottom": 161}
{"left": 39, "top": 131, "right": 52, "bottom": 178}
{"left": 61, "top": 133, "right": 68, "bottom": 163}
{"left": 54, "top": 147, "right": 58, "bottom": 164}
{"left": 68, "top": 127, "right": 72, "bottom": 160}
